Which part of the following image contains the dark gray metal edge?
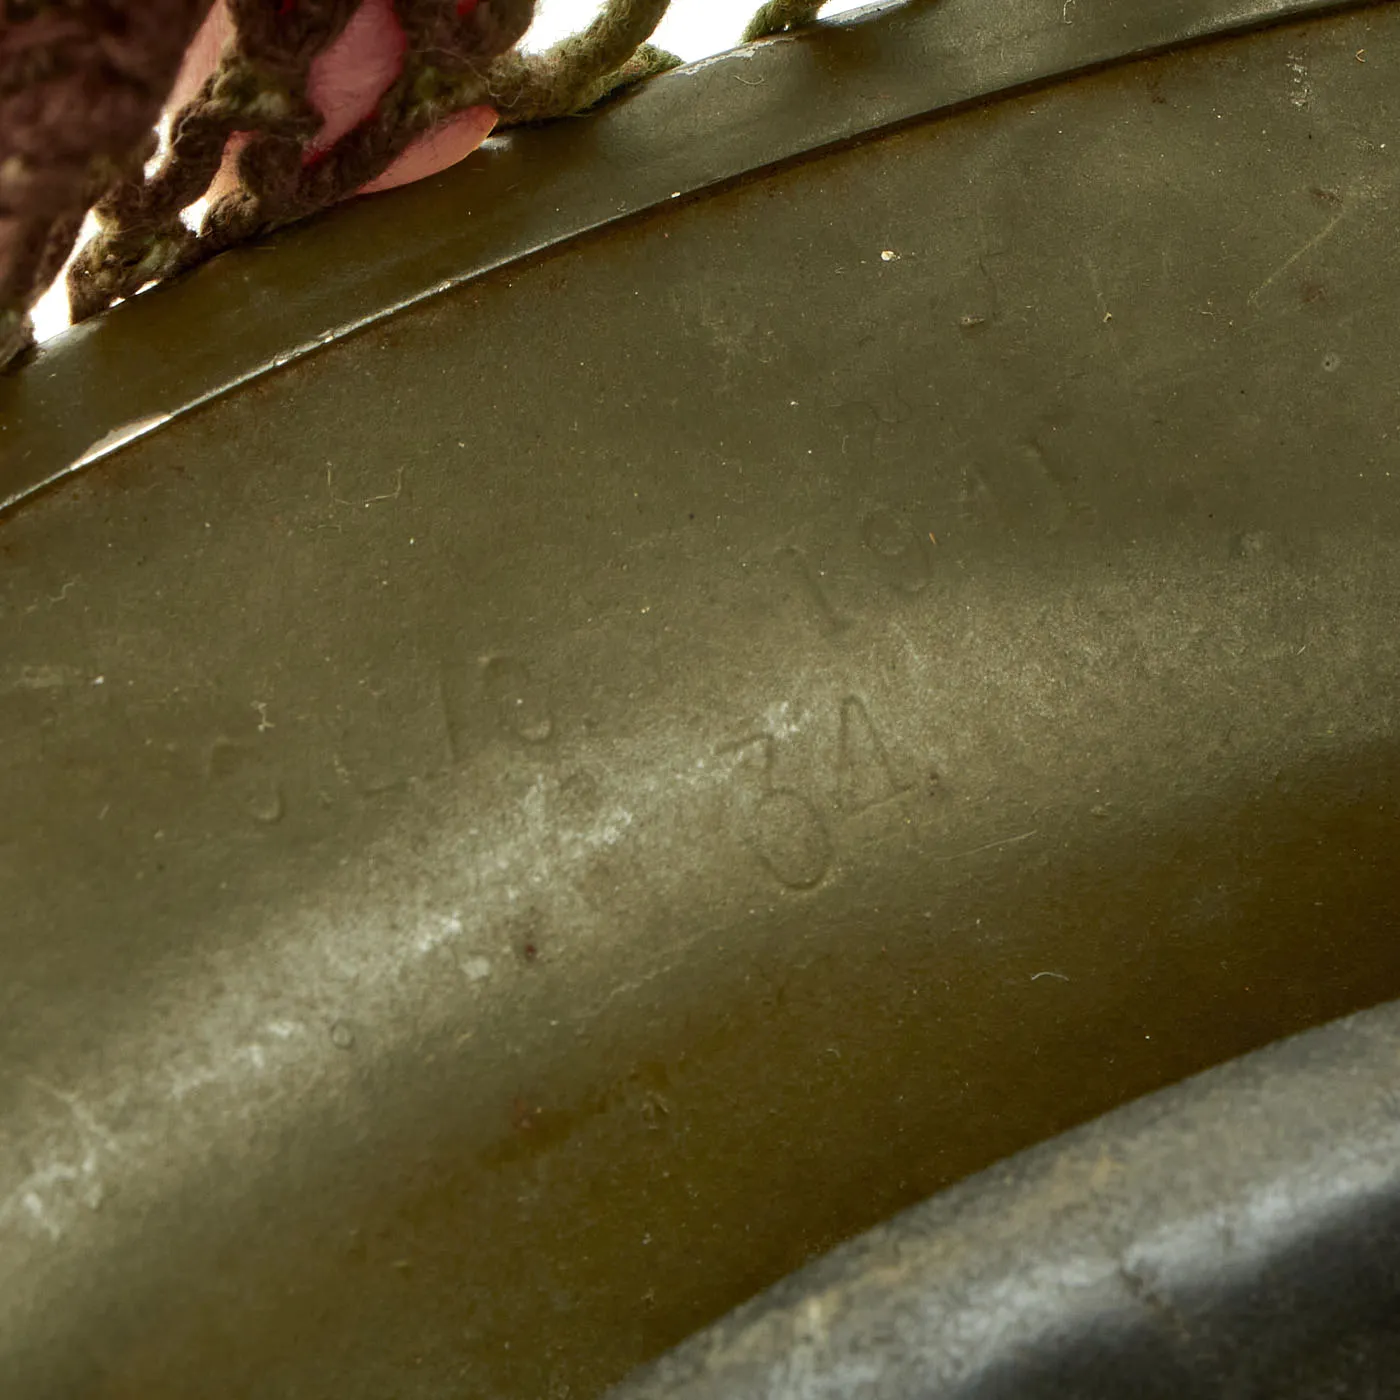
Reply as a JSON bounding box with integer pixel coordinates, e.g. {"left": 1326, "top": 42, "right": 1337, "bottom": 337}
{"left": 0, "top": 0, "right": 1372, "bottom": 515}
{"left": 607, "top": 996, "right": 1400, "bottom": 1399}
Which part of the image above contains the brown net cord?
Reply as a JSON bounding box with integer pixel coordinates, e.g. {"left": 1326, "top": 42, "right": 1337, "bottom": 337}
{"left": 1, "top": 0, "right": 838, "bottom": 371}
{"left": 1, "top": 0, "right": 217, "bottom": 364}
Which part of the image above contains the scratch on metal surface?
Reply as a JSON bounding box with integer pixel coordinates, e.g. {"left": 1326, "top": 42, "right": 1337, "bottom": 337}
{"left": 937, "top": 830, "right": 1040, "bottom": 862}
{"left": 1247, "top": 208, "right": 1349, "bottom": 305}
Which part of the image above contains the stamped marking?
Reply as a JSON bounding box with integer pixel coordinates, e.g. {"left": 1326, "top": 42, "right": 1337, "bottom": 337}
{"left": 720, "top": 732, "right": 833, "bottom": 891}
{"left": 964, "top": 438, "right": 1072, "bottom": 535}
{"left": 860, "top": 509, "right": 934, "bottom": 593}
{"left": 340, "top": 680, "right": 446, "bottom": 797}
{"left": 442, "top": 654, "right": 555, "bottom": 762}
{"left": 836, "top": 696, "right": 910, "bottom": 813}
{"left": 208, "top": 737, "right": 285, "bottom": 825}
{"left": 482, "top": 656, "right": 554, "bottom": 745}
{"left": 720, "top": 695, "right": 920, "bottom": 888}
{"left": 779, "top": 545, "right": 849, "bottom": 637}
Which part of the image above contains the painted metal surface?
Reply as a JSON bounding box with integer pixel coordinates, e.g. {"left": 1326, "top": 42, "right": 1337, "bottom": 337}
{"left": 2, "top": 3, "right": 1398, "bottom": 1395}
